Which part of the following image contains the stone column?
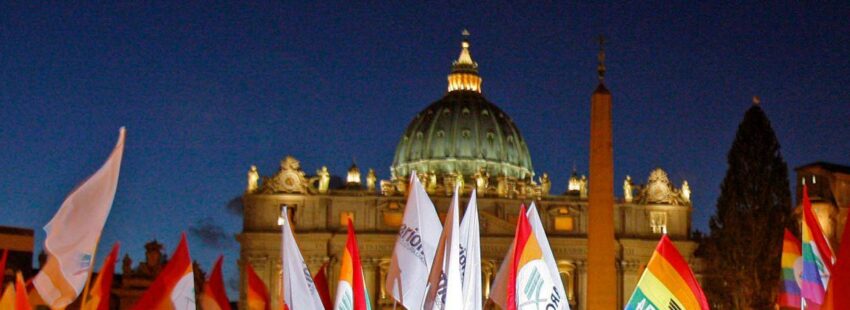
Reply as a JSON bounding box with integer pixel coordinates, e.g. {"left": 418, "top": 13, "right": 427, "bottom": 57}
{"left": 575, "top": 260, "right": 588, "bottom": 310}
{"left": 587, "top": 80, "right": 616, "bottom": 309}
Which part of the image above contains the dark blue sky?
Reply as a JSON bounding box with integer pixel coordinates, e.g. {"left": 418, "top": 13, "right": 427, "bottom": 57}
{"left": 1, "top": 2, "right": 848, "bottom": 298}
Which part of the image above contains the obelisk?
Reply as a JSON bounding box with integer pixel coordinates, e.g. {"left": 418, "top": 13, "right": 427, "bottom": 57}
{"left": 587, "top": 36, "right": 617, "bottom": 309}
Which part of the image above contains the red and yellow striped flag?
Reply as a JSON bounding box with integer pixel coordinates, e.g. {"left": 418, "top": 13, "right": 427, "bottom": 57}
{"left": 82, "top": 243, "right": 120, "bottom": 310}
{"left": 132, "top": 234, "right": 195, "bottom": 310}
{"left": 625, "top": 234, "right": 708, "bottom": 310}
{"left": 246, "top": 263, "right": 270, "bottom": 310}
{"left": 200, "top": 256, "right": 231, "bottom": 310}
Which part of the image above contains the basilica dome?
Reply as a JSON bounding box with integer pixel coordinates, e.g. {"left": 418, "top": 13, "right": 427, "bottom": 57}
{"left": 391, "top": 35, "right": 534, "bottom": 181}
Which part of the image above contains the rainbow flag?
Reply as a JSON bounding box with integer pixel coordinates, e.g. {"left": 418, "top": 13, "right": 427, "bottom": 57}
{"left": 625, "top": 235, "right": 709, "bottom": 310}
{"left": 801, "top": 185, "right": 834, "bottom": 308}
{"left": 777, "top": 229, "right": 802, "bottom": 309}
{"left": 334, "top": 218, "right": 371, "bottom": 310}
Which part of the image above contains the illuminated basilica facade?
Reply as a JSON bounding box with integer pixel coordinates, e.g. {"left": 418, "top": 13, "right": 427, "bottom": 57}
{"left": 238, "top": 36, "right": 699, "bottom": 310}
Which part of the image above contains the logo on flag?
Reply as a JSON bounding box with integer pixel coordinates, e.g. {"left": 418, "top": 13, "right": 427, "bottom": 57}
{"left": 397, "top": 224, "right": 429, "bottom": 264}
{"left": 74, "top": 253, "right": 93, "bottom": 275}
{"left": 386, "top": 172, "right": 442, "bottom": 309}
{"left": 516, "top": 260, "right": 561, "bottom": 310}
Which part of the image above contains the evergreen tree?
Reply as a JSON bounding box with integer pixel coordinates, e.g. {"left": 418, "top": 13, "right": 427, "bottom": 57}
{"left": 700, "top": 102, "right": 793, "bottom": 309}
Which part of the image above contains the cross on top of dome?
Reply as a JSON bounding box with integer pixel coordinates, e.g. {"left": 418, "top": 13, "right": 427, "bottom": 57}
{"left": 448, "top": 29, "right": 482, "bottom": 93}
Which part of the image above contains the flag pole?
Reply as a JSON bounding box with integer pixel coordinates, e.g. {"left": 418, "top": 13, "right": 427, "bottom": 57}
{"left": 78, "top": 234, "right": 103, "bottom": 307}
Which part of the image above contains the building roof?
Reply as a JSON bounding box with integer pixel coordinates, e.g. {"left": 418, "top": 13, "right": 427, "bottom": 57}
{"left": 0, "top": 226, "right": 34, "bottom": 236}
{"left": 795, "top": 161, "right": 850, "bottom": 175}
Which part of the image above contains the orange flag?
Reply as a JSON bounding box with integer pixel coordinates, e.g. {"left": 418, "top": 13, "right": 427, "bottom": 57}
{"left": 245, "top": 263, "right": 270, "bottom": 310}
{"left": 200, "top": 256, "right": 231, "bottom": 310}
{"left": 15, "top": 272, "right": 31, "bottom": 310}
{"left": 82, "top": 243, "right": 120, "bottom": 310}
{"left": 823, "top": 205, "right": 850, "bottom": 309}
{"left": 0, "top": 282, "right": 13, "bottom": 308}
{"left": 132, "top": 234, "right": 195, "bottom": 310}
{"left": 312, "top": 262, "right": 332, "bottom": 310}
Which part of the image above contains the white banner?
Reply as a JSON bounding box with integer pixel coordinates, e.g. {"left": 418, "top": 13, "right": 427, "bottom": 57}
{"left": 459, "top": 190, "right": 482, "bottom": 310}
{"left": 425, "top": 187, "right": 463, "bottom": 309}
{"left": 281, "top": 208, "right": 325, "bottom": 310}
{"left": 386, "top": 172, "right": 443, "bottom": 309}
{"left": 34, "top": 128, "right": 125, "bottom": 308}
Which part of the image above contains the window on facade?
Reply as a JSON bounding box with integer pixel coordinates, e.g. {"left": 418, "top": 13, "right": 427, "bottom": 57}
{"left": 340, "top": 211, "right": 354, "bottom": 226}
{"left": 278, "top": 204, "right": 297, "bottom": 226}
{"left": 554, "top": 207, "right": 574, "bottom": 232}
{"left": 555, "top": 216, "right": 574, "bottom": 232}
{"left": 650, "top": 211, "right": 667, "bottom": 234}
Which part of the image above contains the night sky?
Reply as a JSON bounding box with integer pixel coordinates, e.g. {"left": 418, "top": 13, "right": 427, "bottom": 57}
{"left": 1, "top": 2, "right": 848, "bottom": 298}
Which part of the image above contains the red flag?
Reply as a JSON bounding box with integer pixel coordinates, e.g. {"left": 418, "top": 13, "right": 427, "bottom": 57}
{"left": 200, "top": 256, "right": 231, "bottom": 310}
{"left": 246, "top": 263, "right": 270, "bottom": 310}
{"left": 507, "top": 205, "right": 532, "bottom": 310}
{"left": 132, "top": 233, "right": 195, "bottom": 310}
{"left": 823, "top": 204, "right": 850, "bottom": 309}
{"left": 312, "top": 262, "right": 332, "bottom": 310}
{"left": 15, "top": 272, "right": 31, "bottom": 310}
{"left": 82, "top": 243, "right": 120, "bottom": 310}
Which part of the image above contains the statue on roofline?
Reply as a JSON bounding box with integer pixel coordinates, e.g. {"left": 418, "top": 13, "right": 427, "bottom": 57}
{"left": 317, "top": 166, "right": 330, "bottom": 194}
{"left": 366, "top": 168, "right": 377, "bottom": 192}
{"left": 246, "top": 165, "right": 259, "bottom": 193}
{"left": 540, "top": 173, "right": 551, "bottom": 196}
{"left": 624, "top": 175, "right": 633, "bottom": 202}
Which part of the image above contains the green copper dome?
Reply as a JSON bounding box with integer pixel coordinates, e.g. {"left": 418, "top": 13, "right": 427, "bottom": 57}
{"left": 391, "top": 91, "right": 534, "bottom": 180}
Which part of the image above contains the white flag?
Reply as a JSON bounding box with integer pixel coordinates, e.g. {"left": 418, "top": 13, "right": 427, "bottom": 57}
{"left": 490, "top": 203, "right": 571, "bottom": 310}
{"left": 526, "top": 203, "right": 570, "bottom": 310}
{"left": 386, "top": 171, "right": 443, "bottom": 309}
{"left": 425, "top": 187, "right": 463, "bottom": 309}
{"left": 459, "top": 190, "right": 482, "bottom": 310}
{"left": 281, "top": 207, "right": 325, "bottom": 310}
{"left": 33, "top": 128, "right": 125, "bottom": 308}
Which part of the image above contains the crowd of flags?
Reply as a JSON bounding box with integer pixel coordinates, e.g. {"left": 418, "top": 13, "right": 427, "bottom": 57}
{"left": 776, "top": 185, "right": 850, "bottom": 310}
{"left": 0, "top": 127, "right": 724, "bottom": 309}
